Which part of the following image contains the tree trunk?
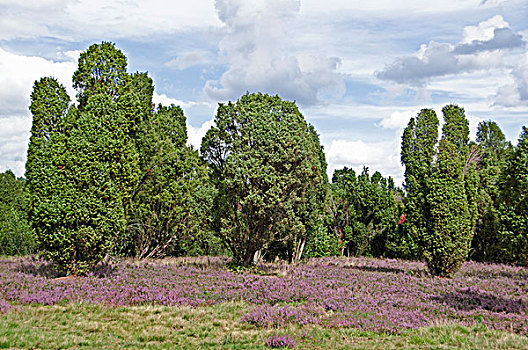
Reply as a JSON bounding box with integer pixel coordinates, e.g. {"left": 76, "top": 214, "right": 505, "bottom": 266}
{"left": 242, "top": 249, "right": 256, "bottom": 267}
{"left": 293, "top": 238, "right": 306, "bottom": 264}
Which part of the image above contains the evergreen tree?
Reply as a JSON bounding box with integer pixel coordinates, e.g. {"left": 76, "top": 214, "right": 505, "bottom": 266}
{"left": 400, "top": 108, "right": 439, "bottom": 260}
{"left": 27, "top": 43, "right": 145, "bottom": 274}
{"left": 498, "top": 126, "right": 528, "bottom": 265}
{"left": 201, "top": 92, "right": 327, "bottom": 266}
{"left": 401, "top": 105, "right": 477, "bottom": 276}
{"left": 26, "top": 77, "right": 75, "bottom": 270}
{"left": 27, "top": 42, "right": 213, "bottom": 272}
{"left": 471, "top": 121, "right": 512, "bottom": 262}
{"left": 329, "top": 167, "right": 407, "bottom": 258}
{"left": 125, "top": 104, "right": 214, "bottom": 258}
{"left": 0, "top": 171, "right": 34, "bottom": 256}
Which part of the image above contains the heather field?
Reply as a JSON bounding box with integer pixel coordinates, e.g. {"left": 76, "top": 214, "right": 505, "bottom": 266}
{"left": 1, "top": 256, "right": 528, "bottom": 349}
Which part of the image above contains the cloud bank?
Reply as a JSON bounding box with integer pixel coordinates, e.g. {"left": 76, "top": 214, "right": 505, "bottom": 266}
{"left": 376, "top": 16, "right": 528, "bottom": 107}
{"left": 204, "top": 0, "right": 345, "bottom": 105}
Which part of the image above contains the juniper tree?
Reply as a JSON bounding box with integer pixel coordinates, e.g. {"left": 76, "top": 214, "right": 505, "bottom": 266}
{"left": 471, "top": 121, "right": 512, "bottom": 262}
{"left": 201, "top": 92, "right": 327, "bottom": 266}
{"left": 401, "top": 105, "right": 477, "bottom": 276}
{"left": 400, "top": 108, "right": 439, "bottom": 261}
{"left": 0, "top": 170, "right": 34, "bottom": 255}
{"left": 498, "top": 126, "right": 528, "bottom": 265}
{"left": 126, "top": 104, "right": 214, "bottom": 258}
{"left": 328, "top": 167, "right": 404, "bottom": 258}
{"left": 26, "top": 43, "right": 144, "bottom": 274}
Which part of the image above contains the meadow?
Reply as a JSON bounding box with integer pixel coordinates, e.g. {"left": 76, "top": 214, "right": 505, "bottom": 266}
{"left": 1, "top": 256, "right": 527, "bottom": 349}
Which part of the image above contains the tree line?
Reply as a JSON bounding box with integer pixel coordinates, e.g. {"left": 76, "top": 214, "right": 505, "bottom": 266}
{"left": 1, "top": 42, "right": 526, "bottom": 276}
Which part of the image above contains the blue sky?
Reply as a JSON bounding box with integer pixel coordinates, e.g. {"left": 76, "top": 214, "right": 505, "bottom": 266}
{"left": 1, "top": 0, "right": 527, "bottom": 185}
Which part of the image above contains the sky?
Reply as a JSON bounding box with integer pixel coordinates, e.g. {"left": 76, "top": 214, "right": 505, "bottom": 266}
{"left": 1, "top": 0, "right": 527, "bottom": 185}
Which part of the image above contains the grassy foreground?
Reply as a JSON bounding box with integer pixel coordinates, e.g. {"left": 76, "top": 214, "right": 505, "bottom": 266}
{"left": 1, "top": 302, "right": 527, "bottom": 349}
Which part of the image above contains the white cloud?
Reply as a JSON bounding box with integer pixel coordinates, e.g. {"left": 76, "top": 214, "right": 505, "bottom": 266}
{"left": 376, "top": 16, "right": 527, "bottom": 108}
{"left": 461, "top": 15, "right": 509, "bottom": 43}
{"left": 165, "top": 51, "right": 211, "bottom": 70}
{"left": 0, "top": 47, "right": 76, "bottom": 115}
{"left": 325, "top": 139, "right": 404, "bottom": 185}
{"left": 301, "top": 0, "right": 495, "bottom": 15}
{"left": 377, "top": 41, "right": 461, "bottom": 86}
{"left": 203, "top": 0, "right": 345, "bottom": 105}
{"left": 0, "top": 0, "right": 221, "bottom": 41}
{"left": 152, "top": 91, "right": 214, "bottom": 111}
{"left": 378, "top": 110, "right": 415, "bottom": 130}
{"left": 187, "top": 118, "right": 215, "bottom": 150}
{"left": 0, "top": 47, "right": 77, "bottom": 176}
{"left": 493, "top": 52, "right": 528, "bottom": 107}
{"left": 455, "top": 27, "right": 524, "bottom": 54}
{"left": 0, "top": 116, "right": 32, "bottom": 177}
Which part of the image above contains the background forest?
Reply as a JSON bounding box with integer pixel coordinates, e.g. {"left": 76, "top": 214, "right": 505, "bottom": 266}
{"left": 1, "top": 42, "right": 527, "bottom": 277}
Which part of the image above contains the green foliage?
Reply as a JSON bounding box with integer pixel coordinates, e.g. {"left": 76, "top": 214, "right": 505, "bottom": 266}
{"left": 72, "top": 41, "right": 128, "bottom": 108}
{"left": 400, "top": 109, "right": 439, "bottom": 260}
{"left": 27, "top": 43, "right": 219, "bottom": 271}
{"left": 498, "top": 126, "right": 528, "bottom": 265}
{"left": 425, "top": 139, "right": 473, "bottom": 276}
{"left": 0, "top": 171, "right": 34, "bottom": 255}
{"left": 125, "top": 104, "right": 214, "bottom": 258}
{"left": 201, "top": 92, "right": 327, "bottom": 266}
{"left": 301, "top": 215, "right": 341, "bottom": 258}
{"left": 26, "top": 77, "right": 74, "bottom": 268}
{"left": 401, "top": 105, "right": 477, "bottom": 276}
{"left": 471, "top": 121, "right": 512, "bottom": 262}
{"left": 26, "top": 43, "right": 145, "bottom": 274}
{"left": 328, "top": 167, "right": 408, "bottom": 258}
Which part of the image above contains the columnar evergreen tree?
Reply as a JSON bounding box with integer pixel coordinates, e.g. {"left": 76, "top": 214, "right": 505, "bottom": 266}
{"left": 426, "top": 138, "right": 473, "bottom": 276}
{"left": 27, "top": 42, "right": 216, "bottom": 272}
{"left": 26, "top": 77, "right": 75, "bottom": 270}
{"left": 471, "top": 121, "right": 512, "bottom": 262}
{"left": 498, "top": 126, "right": 528, "bottom": 265}
{"left": 401, "top": 105, "right": 477, "bottom": 276}
{"left": 201, "top": 92, "right": 327, "bottom": 266}
{"left": 400, "top": 108, "right": 439, "bottom": 260}
{"left": 27, "top": 43, "right": 150, "bottom": 274}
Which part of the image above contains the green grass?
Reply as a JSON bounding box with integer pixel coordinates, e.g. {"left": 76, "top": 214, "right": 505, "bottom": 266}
{"left": 0, "top": 303, "right": 527, "bottom": 349}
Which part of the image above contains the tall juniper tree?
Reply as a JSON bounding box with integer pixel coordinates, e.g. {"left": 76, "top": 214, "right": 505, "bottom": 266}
{"left": 401, "top": 105, "right": 477, "bottom": 276}
{"left": 400, "top": 108, "right": 439, "bottom": 261}
{"left": 126, "top": 103, "right": 214, "bottom": 258}
{"left": 27, "top": 43, "right": 144, "bottom": 274}
{"left": 27, "top": 43, "right": 214, "bottom": 273}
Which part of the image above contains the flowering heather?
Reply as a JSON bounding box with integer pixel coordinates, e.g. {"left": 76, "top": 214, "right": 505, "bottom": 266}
{"left": 0, "top": 256, "right": 527, "bottom": 336}
{"left": 265, "top": 333, "right": 296, "bottom": 348}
